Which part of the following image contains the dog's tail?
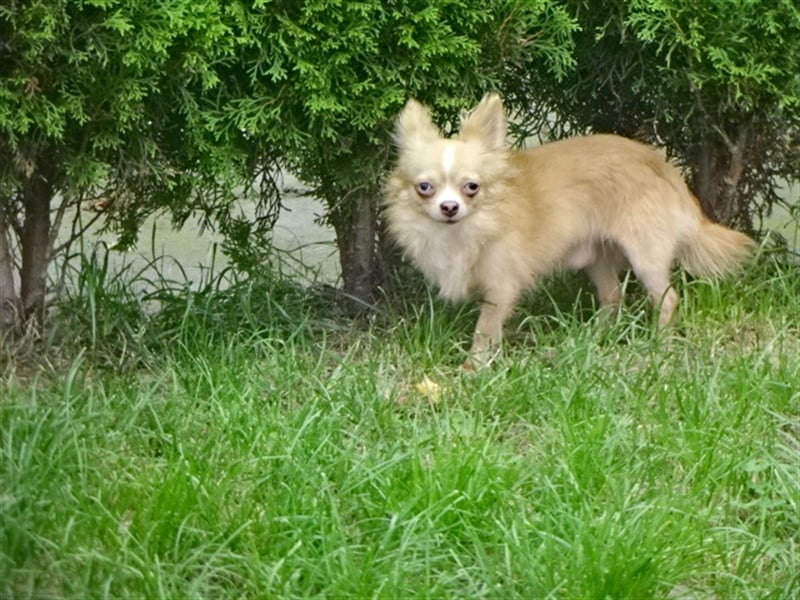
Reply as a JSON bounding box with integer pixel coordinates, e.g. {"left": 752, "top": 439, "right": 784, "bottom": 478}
{"left": 679, "top": 218, "right": 756, "bottom": 278}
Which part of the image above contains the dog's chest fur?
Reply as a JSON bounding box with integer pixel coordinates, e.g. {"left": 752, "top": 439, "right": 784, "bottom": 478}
{"left": 398, "top": 215, "right": 497, "bottom": 301}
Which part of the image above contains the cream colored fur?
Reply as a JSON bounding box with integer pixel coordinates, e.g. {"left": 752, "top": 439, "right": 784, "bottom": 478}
{"left": 383, "top": 94, "right": 755, "bottom": 366}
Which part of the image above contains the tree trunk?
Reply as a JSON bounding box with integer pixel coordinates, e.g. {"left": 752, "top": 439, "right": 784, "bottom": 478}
{"left": 332, "top": 190, "right": 378, "bottom": 313}
{"left": 19, "top": 170, "right": 53, "bottom": 324}
{"left": 691, "top": 122, "right": 751, "bottom": 228}
{"left": 717, "top": 123, "right": 749, "bottom": 226}
{"left": 693, "top": 140, "right": 719, "bottom": 221}
{"left": 0, "top": 210, "right": 18, "bottom": 331}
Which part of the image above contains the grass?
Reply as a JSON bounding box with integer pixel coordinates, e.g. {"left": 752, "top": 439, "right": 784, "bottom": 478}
{"left": 1, "top": 244, "right": 799, "bottom": 599}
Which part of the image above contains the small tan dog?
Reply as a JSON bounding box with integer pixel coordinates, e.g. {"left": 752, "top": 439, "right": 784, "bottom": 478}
{"left": 383, "top": 94, "right": 755, "bottom": 366}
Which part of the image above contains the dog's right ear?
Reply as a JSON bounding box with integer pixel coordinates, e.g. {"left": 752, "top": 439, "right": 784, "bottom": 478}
{"left": 393, "top": 99, "right": 440, "bottom": 148}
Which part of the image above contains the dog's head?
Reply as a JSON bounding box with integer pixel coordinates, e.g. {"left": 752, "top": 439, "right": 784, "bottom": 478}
{"left": 387, "top": 93, "right": 509, "bottom": 224}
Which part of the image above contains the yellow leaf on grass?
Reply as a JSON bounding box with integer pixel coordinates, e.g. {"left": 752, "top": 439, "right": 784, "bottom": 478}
{"left": 414, "top": 376, "right": 442, "bottom": 402}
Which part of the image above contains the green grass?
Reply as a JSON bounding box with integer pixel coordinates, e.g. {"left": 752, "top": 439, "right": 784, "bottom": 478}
{"left": 2, "top": 246, "right": 799, "bottom": 598}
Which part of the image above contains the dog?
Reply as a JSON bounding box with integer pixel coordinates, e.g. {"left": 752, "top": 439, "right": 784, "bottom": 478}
{"left": 383, "top": 93, "right": 755, "bottom": 367}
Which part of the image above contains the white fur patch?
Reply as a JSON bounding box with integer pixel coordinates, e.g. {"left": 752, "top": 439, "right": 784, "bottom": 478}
{"left": 441, "top": 144, "right": 455, "bottom": 176}
{"left": 437, "top": 185, "right": 460, "bottom": 208}
{"left": 415, "top": 222, "right": 479, "bottom": 300}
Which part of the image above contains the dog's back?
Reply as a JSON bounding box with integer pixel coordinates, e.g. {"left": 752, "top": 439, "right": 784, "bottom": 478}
{"left": 504, "top": 134, "right": 753, "bottom": 282}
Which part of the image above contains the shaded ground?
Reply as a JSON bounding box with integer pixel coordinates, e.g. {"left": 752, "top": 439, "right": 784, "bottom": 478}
{"left": 54, "top": 174, "right": 340, "bottom": 289}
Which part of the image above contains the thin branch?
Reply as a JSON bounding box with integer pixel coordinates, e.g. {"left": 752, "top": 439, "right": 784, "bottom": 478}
{"left": 50, "top": 193, "right": 109, "bottom": 258}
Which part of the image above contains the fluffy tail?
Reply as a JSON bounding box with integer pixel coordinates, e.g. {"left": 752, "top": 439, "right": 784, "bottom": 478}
{"left": 679, "top": 219, "right": 756, "bottom": 278}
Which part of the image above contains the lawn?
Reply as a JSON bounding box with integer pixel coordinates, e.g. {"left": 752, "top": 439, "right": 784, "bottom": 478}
{"left": 2, "top": 245, "right": 798, "bottom": 598}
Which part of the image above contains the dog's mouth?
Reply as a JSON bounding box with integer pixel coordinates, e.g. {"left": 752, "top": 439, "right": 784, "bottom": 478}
{"left": 428, "top": 211, "right": 465, "bottom": 225}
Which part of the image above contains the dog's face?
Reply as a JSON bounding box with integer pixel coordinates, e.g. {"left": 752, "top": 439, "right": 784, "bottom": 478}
{"left": 390, "top": 94, "right": 509, "bottom": 224}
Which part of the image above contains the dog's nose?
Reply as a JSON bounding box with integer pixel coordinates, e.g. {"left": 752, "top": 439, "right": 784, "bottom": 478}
{"left": 440, "top": 201, "right": 459, "bottom": 218}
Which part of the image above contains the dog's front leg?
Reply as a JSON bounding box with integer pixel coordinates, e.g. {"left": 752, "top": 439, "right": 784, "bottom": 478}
{"left": 465, "top": 299, "right": 515, "bottom": 369}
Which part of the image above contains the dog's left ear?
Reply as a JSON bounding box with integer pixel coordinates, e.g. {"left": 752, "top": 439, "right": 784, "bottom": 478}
{"left": 458, "top": 93, "right": 507, "bottom": 151}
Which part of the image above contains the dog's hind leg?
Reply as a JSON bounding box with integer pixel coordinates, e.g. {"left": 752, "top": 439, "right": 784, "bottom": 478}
{"left": 623, "top": 244, "right": 679, "bottom": 328}
{"left": 584, "top": 243, "right": 627, "bottom": 310}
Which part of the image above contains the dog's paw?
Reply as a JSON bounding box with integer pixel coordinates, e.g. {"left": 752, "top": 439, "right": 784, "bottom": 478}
{"left": 462, "top": 346, "right": 500, "bottom": 371}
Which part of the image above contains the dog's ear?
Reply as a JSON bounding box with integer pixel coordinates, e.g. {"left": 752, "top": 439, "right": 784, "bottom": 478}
{"left": 393, "top": 99, "right": 440, "bottom": 148}
{"left": 458, "top": 93, "right": 507, "bottom": 150}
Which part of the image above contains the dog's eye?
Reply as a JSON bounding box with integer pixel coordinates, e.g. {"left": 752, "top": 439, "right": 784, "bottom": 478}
{"left": 415, "top": 182, "right": 435, "bottom": 197}
{"left": 462, "top": 181, "right": 480, "bottom": 197}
